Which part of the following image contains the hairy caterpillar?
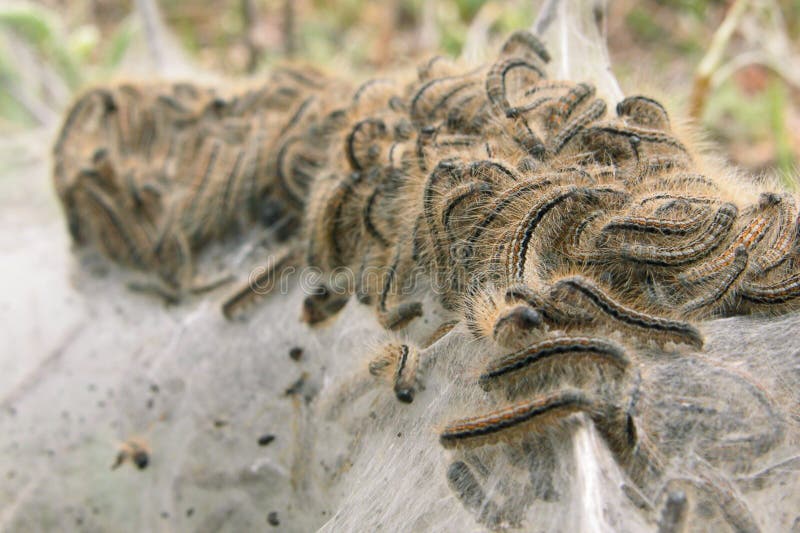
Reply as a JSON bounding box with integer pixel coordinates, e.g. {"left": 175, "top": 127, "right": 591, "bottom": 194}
{"left": 53, "top": 30, "right": 800, "bottom": 531}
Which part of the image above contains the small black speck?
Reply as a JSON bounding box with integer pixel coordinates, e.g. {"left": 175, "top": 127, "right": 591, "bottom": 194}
{"left": 397, "top": 432, "right": 402, "bottom": 438}
{"left": 150, "top": 384, "right": 160, "bottom": 394}
{"left": 186, "top": 508, "right": 195, "bottom": 517}
{"left": 257, "top": 434, "right": 276, "bottom": 447}
{"left": 213, "top": 419, "right": 228, "bottom": 428}
{"left": 133, "top": 450, "right": 149, "bottom": 470}
{"left": 267, "top": 511, "right": 280, "bottom": 526}
{"left": 289, "top": 347, "right": 304, "bottom": 361}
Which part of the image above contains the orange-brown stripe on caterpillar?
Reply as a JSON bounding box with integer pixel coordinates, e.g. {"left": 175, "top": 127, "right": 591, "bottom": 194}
{"left": 681, "top": 246, "right": 749, "bottom": 316}
{"left": 548, "top": 275, "right": 704, "bottom": 349}
{"left": 618, "top": 202, "right": 737, "bottom": 267}
{"left": 440, "top": 390, "right": 592, "bottom": 448}
{"left": 678, "top": 211, "right": 771, "bottom": 286}
{"left": 749, "top": 193, "right": 797, "bottom": 276}
{"left": 740, "top": 272, "right": 800, "bottom": 306}
{"left": 478, "top": 336, "right": 630, "bottom": 391}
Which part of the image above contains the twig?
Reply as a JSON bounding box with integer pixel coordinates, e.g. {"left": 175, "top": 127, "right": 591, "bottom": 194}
{"left": 282, "top": 0, "right": 296, "bottom": 58}
{"left": 241, "top": 0, "right": 261, "bottom": 72}
{"left": 689, "top": 0, "right": 750, "bottom": 120}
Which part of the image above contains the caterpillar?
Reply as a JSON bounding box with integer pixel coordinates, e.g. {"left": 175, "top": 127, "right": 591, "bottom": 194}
{"left": 53, "top": 30, "right": 800, "bottom": 530}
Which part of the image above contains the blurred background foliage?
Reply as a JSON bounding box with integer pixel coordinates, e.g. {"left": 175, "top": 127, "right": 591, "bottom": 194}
{"left": 0, "top": 0, "right": 798, "bottom": 183}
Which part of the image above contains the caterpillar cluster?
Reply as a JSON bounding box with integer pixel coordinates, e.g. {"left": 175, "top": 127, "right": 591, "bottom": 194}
{"left": 54, "top": 31, "right": 799, "bottom": 530}
{"left": 53, "top": 66, "right": 348, "bottom": 295}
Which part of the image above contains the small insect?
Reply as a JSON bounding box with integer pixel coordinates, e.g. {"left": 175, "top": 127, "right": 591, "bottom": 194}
{"left": 112, "top": 438, "right": 150, "bottom": 470}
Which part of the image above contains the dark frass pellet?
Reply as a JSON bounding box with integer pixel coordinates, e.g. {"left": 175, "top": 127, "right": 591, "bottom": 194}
{"left": 267, "top": 511, "right": 280, "bottom": 526}
{"left": 132, "top": 450, "right": 149, "bottom": 470}
{"left": 257, "top": 434, "right": 275, "bottom": 446}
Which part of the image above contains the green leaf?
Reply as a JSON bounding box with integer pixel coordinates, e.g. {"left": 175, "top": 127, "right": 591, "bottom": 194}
{"left": 0, "top": 4, "right": 55, "bottom": 46}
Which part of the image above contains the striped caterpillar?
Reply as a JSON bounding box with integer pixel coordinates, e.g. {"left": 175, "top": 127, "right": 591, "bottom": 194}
{"left": 54, "top": 31, "right": 799, "bottom": 530}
